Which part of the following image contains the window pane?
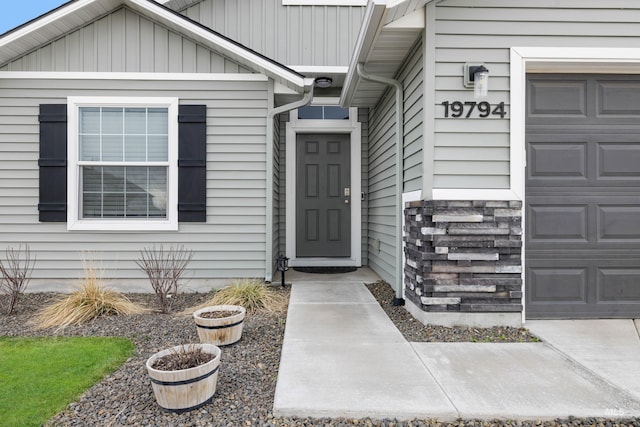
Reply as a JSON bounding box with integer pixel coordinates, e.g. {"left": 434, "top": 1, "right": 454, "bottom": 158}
{"left": 148, "top": 108, "right": 168, "bottom": 134}
{"left": 80, "top": 107, "right": 100, "bottom": 134}
{"left": 148, "top": 167, "right": 167, "bottom": 213}
{"left": 148, "top": 135, "right": 168, "bottom": 161}
{"left": 124, "top": 108, "right": 146, "bottom": 134}
{"left": 125, "top": 135, "right": 146, "bottom": 161}
{"left": 82, "top": 167, "right": 102, "bottom": 192}
{"left": 102, "top": 135, "right": 124, "bottom": 161}
{"left": 324, "top": 106, "right": 349, "bottom": 119}
{"left": 126, "top": 193, "right": 149, "bottom": 217}
{"left": 81, "top": 166, "right": 167, "bottom": 219}
{"left": 80, "top": 135, "right": 101, "bottom": 161}
{"left": 101, "top": 107, "right": 123, "bottom": 134}
{"left": 103, "top": 193, "right": 125, "bottom": 217}
{"left": 82, "top": 193, "right": 102, "bottom": 217}
{"left": 103, "top": 167, "right": 125, "bottom": 192}
{"left": 297, "top": 106, "right": 323, "bottom": 119}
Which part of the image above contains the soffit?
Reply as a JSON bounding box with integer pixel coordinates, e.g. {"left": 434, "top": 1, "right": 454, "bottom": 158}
{"left": 341, "top": 0, "right": 429, "bottom": 107}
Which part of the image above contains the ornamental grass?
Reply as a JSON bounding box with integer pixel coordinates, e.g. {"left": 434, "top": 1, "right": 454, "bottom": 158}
{"left": 33, "top": 259, "right": 148, "bottom": 331}
{"left": 185, "top": 278, "right": 287, "bottom": 315}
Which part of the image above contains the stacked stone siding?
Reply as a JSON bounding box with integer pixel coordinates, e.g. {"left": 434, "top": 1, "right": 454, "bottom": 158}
{"left": 404, "top": 200, "right": 523, "bottom": 314}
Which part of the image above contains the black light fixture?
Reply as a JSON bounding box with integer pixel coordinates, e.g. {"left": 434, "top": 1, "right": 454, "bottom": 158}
{"left": 315, "top": 77, "right": 333, "bottom": 88}
{"left": 464, "top": 64, "right": 490, "bottom": 98}
{"left": 276, "top": 254, "right": 289, "bottom": 287}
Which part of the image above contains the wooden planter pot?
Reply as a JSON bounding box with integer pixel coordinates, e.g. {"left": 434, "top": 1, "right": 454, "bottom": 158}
{"left": 193, "top": 305, "right": 246, "bottom": 346}
{"left": 146, "top": 343, "right": 221, "bottom": 412}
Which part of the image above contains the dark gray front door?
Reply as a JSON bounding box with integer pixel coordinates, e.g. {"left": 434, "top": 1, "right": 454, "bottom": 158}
{"left": 296, "top": 134, "right": 351, "bottom": 257}
{"left": 526, "top": 74, "right": 640, "bottom": 318}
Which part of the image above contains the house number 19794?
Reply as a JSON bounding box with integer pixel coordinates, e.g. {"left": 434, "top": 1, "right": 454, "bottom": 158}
{"left": 441, "top": 101, "right": 507, "bottom": 118}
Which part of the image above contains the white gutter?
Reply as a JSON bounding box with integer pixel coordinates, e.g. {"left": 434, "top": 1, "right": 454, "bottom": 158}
{"left": 265, "top": 79, "right": 316, "bottom": 282}
{"left": 356, "top": 63, "right": 405, "bottom": 305}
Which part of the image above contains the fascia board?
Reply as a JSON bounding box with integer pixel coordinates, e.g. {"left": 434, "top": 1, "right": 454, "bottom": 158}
{"left": 339, "top": 1, "right": 388, "bottom": 106}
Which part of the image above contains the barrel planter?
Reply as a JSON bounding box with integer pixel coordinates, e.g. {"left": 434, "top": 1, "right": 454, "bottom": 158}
{"left": 146, "top": 343, "right": 221, "bottom": 412}
{"left": 193, "top": 305, "right": 246, "bottom": 346}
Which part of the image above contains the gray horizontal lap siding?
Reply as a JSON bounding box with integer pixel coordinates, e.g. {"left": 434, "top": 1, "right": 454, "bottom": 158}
{"left": 0, "top": 7, "right": 252, "bottom": 73}
{"left": 180, "top": 0, "right": 366, "bottom": 66}
{"left": 367, "top": 39, "right": 423, "bottom": 285}
{"left": 433, "top": 0, "right": 640, "bottom": 190}
{"left": 0, "top": 78, "right": 269, "bottom": 282}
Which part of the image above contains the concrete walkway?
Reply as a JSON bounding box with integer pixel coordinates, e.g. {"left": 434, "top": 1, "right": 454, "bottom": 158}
{"left": 273, "top": 268, "right": 640, "bottom": 421}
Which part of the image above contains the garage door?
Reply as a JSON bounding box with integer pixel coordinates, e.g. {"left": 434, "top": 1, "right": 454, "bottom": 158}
{"left": 526, "top": 74, "right": 640, "bottom": 319}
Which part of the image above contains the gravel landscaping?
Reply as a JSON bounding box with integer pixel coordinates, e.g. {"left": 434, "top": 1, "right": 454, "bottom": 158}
{"left": 1, "top": 285, "right": 639, "bottom": 426}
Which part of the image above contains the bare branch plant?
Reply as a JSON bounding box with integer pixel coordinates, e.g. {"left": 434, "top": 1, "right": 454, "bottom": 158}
{"left": 0, "top": 244, "right": 35, "bottom": 314}
{"left": 136, "top": 245, "right": 193, "bottom": 313}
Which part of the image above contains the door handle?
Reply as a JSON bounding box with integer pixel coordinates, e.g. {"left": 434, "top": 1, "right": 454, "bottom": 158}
{"left": 344, "top": 199, "right": 350, "bottom": 204}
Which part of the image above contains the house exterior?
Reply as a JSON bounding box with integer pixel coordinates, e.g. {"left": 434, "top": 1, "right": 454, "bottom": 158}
{"left": 1, "top": 0, "right": 639, "bottom": 325}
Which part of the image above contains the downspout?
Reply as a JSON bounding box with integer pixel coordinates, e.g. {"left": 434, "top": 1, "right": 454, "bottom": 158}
{"left": 265, "top": 80, "right": 315, "bottom": 282}
{"left": 356, "top": 63, "right": 405, "bottom": 306}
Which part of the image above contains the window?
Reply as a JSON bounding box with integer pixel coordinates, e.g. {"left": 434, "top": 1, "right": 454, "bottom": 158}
{"left": 297, "top": 105, "right": 350, "bottom": 120}
{"left": 67, "top": 97, "right": 179, "bottom": 231}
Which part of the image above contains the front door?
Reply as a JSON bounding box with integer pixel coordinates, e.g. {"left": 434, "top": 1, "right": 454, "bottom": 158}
{"left": 296, "top": 134, "right": 351, "bottom": 257}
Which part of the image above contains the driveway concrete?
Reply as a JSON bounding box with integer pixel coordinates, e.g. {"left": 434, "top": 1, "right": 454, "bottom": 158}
{"left": 527, "top": 319, "right": 640, "bottom": 402}
{"left": 273, "top": 268, "right": 640, "bottom": 421}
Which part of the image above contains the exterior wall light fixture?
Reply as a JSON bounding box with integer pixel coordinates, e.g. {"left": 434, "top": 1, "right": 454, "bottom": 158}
{"left": 315, "top": 77, "right": 333, "bottom": 88}
{"left": 464, "top": 64, "right": 490, "bottom": 98}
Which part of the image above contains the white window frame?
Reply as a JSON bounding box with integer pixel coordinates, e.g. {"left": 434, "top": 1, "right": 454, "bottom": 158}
{"left": 67, "top": 96, "right": 179, "bottom": 231}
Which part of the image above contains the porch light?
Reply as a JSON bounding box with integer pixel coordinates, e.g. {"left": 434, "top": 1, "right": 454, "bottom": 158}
{"left": 315, "top": 77, "right": 333, "bottom": 88}
{"left": 276, "top": 254, "right": 289, "bottom": 287}
{"left": 464, "top": 64, "right": 490, "bottom": 98}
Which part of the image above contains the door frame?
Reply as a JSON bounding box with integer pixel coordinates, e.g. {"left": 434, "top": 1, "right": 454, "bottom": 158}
{"left": 285, "top": 107, "right": 361, "bottom": 267}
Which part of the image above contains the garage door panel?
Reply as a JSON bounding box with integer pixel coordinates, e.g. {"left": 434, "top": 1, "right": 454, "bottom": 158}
{"left": 527, "top": 204, "right": 588, "bottom": 243}
{"left": 597, "top": 268, "right": 640, "bottom": 303}
{"left": 528, "top": 79, "right": 587, "bottom": 118}
{"left": 597, "top": 205, "right": 640, "bottom": 242}
{"left": 598, "top": 142, "right": 640, "bottom": 179}
{"left": 598, "top": 80, "right": 640, "bottom": 117}
{"left": 528, "top": 141, "right": 587, "bottom": 181}
{"left": 527, "top": 266, "right": 587, "bottom": 303}
{"left": 526, "top": 74, "right": 640, "bottom": 319}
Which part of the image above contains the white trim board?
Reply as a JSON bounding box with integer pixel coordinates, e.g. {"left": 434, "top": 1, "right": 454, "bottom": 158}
{"left": 0, "top": 72, "right": 269, "bottom": 81}
{"left": 285, "top": 108, "right": 362, "bottom": 267}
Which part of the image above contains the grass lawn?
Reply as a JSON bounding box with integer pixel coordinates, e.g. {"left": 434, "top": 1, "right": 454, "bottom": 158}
{"left": 0, "top": 336, "right": 134, "bottom": 427}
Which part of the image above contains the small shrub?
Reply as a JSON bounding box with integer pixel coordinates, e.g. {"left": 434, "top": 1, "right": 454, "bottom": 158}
{"left": 0, "top": 244, "right": 35, "bottom": 314}
{"left": 136, "top": 245, "right": 193, "bottom": 313}
{"left": 151, "top": 345, "right": 214, "bottom": 371}
{"left": 189, "top": 278, "right": 287, "bottom": 315}
{"left": 33, "top": 259, "right": 147, "bottom": 330}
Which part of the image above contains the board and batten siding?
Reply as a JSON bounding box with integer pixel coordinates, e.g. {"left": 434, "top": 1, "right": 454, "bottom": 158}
{"left": 432, "top": 0, "right": 640, "bottom": 190}
{"left": 367, "top": 39, "right": 423, "bottom": 284}
{"left": 0, "top": 7, "right": 251, "bottom": 73}
{"left": 0, "top": 77, "right": 269, "bottom": 286}
{"left": 179, "top": 0, "right": 366, "bottom": 66}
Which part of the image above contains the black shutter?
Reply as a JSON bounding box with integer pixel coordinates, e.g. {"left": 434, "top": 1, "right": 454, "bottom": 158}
{"left": 178, "top": 105, "right": 207, "bottom": 222}
{"left": 38, "top": 104, "right": 67, "bottom": 222}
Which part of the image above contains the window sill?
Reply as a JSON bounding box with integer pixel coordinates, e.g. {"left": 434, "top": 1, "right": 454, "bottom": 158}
{"left": 67, "top": 219, "right": 178, "bottom": 232}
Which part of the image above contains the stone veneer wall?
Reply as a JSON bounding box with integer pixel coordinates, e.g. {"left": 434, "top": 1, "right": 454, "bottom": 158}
{"left": 404, "top": 200, "right": 523, "bottom": 314}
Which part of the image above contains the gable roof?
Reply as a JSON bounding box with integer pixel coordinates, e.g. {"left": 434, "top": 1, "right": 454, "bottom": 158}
{"left": 341, "top": 0, "right": 430, "bottom": 107}
{"left": 0, "top": 0, "right": 312, "bottom": 92}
